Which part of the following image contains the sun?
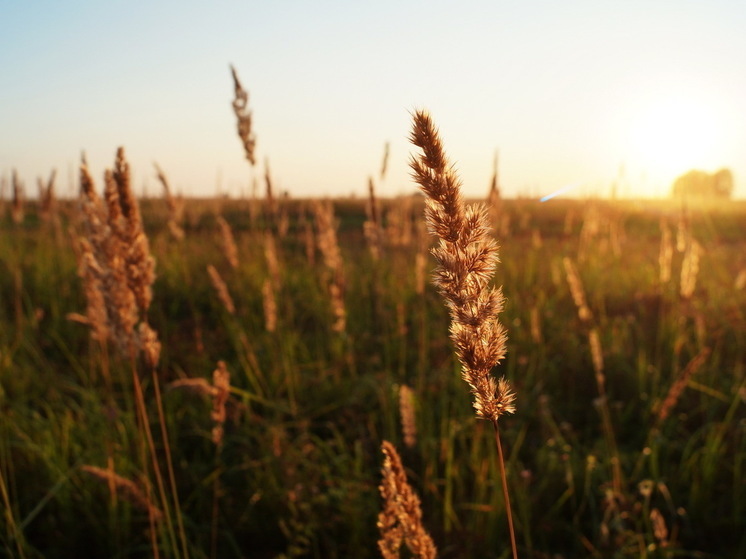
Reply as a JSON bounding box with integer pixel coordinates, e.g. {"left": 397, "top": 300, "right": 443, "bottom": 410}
{"left": 628, "top": 97, "right": 721, "bottom": 188}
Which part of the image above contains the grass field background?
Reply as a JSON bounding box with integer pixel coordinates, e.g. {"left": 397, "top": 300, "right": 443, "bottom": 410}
{"left": 1, "top": 194, "right": 744, "bottom": 558}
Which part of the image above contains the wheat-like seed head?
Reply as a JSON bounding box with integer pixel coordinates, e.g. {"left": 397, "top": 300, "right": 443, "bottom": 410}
{"left": 409, "top": 110, "right": 513, "bottom": 422}
{"left": 378, "top": 441, "right": 436, "bottom": 559}
{"left": 207, "top": 264, "right": 236, "bottom": 315}
{"left": 75, "top": 150, "right": 159, "bottom": 364}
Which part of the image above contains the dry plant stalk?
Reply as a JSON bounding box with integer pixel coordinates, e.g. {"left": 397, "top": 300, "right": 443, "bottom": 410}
{"left": 414, "top": 252, "right": 427, "bottom": 296}
{"left": 154, "top": 163, "right": 185, "bottom": 241}
{"left": 659, "top": 220, "right": 673, "bottom": 285}
{"left": 530, "top": 305, "right": 542, "bottom": 344}
{"left": 314, "top": 200, "right": 347, "bottom": 333}
{"left": 399, "top": 385, "right": 417, "bottom": 449}
{"left": 578, "top": 204, "right": 602, "bottom": 261}
{"left": 377, "top": 441, "right": 436, "bottom": 559}
{"left": 211, "top": 361, "right": 230, "bottom": 447}
{"left": 262, "top": 279, "right": 277, "bottom": 333}
{"left": 216, "top": 215, "right": 239, "bottom": 269}
{"left": 589, "top": 328, "right": 605, "bottom": 390}
{"left": 76, "top": 149, "right": 160, "bottom": 365}
{"left": 487, "top": 150, "right": 502, "bottom": 232}
{"left": 207, "top": 264, "right": 236, "bottom": 315}
{"left": 380, "top": 141, "right": 390, "bottom": 181}
{"left": 563, "top": 256, "right": 593, "bottom": 322}
{"left": 264, "top": 158, "right": 277, "bottom": 217}
{"left": 680, "top": 239, "right": 700, "bottom": 299}
{"left": 262, "top": 233, "right": 280, "bottom": 332}
{"left": 37, "top": 169, "right": 57, "bottom": 222}
{"left": 303, "top": 216, "right": 316, "bottom": 267}
{"left": 409, "top": 110, "right": 513, "bottom": 423}
{"left": 82, "top": 465, "right": 163, "bottom": 521}
{"left": 410, "top": 109, "right": 517, "bottom": 558}
{"left": 656, "top": 347, "right": 710, "bottom": 426}
{"left": 167, "top": 364, "right": 231, "bottom": 448}
{"left": 676, "top": 204, "right": 690, "bottom": 252}
{"left": 364, "top": 177, "right": 384, "bottom": 261}
{"left": 168, "top": 377, "right": 215, "bottom": 396}
{"left": 264, "top": 232, "right": 281, "bottom": 285}
{"left": 230, "top": 65, "right": 256, "bottom": 166}
{"left": 386, "top": 196, "right": 414, "bottom": 247}
{"left": 11, "top": 170, "right": 24, "bottom": 224}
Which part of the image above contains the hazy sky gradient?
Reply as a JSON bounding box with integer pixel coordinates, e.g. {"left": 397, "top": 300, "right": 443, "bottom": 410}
{"left": 2, "top": 1, "right": 745, "bottom": 199}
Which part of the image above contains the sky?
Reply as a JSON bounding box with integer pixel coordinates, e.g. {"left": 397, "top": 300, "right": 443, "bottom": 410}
{"left": 2, "top": 0, "right": 746, "bottom": 200}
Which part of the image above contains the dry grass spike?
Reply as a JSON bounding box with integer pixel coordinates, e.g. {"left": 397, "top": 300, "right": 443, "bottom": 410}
{"left": 230, "top": 65, "right": 256, "bottom": 166}
{"left": 378, "top": 441, "right": 436, "bottom": 559}
{"left": 409, "top": 109, "right": 513, "bottom": 423}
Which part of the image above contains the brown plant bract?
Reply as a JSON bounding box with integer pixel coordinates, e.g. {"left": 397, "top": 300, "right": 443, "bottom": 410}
{"left": 409, "top": 110, "right": 513, "bottom": 422}
{"left": 377, "top": 441, "right": 436, "bottom": 559}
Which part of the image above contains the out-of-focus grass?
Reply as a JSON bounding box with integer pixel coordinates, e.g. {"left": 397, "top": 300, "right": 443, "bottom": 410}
{"left": 0, "top": 197, "right": 744, "bottom": 558}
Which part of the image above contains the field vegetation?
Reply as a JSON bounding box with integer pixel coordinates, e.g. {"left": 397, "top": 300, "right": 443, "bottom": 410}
{"left": 1, "top": 164, "right": 745, "bottom": 558}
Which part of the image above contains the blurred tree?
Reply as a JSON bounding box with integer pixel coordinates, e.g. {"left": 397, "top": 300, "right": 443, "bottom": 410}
{"left": 672, "top": 168, "right": 733, "bottom": 198}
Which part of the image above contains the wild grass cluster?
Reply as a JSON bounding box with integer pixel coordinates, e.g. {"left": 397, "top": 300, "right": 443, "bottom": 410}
{"left": 1, "top": 79, "right": 745, "bottom": 559}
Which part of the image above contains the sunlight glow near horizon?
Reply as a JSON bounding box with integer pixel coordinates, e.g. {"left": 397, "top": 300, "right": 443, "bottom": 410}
{"left": 1, "top": 1, "right": 745, "bottom": 200}
{"left": 627, "top": 96, "right": 726, "bottom": 195}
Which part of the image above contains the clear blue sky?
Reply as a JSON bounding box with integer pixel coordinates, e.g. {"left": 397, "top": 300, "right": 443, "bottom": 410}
{"left": 2, "top": 0, "right": 745, "bottom": 199}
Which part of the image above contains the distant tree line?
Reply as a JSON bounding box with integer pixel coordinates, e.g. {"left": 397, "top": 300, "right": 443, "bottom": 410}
{"left": 672, "top": 168, "right": 733, "bottom": 199}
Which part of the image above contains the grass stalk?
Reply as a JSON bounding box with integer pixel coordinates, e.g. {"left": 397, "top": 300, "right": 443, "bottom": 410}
{"left": 409, "top": 109, "right": 518, "bottom": 556}
{"left": 492, "top": 420, "right": 518, "bottom": 559}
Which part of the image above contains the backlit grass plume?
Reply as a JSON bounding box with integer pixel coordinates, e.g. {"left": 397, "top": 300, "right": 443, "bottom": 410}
{"left": 409, "top": 110, "right": 514, "bottom": 423}
{"left": 76, "top": 148, "right": 159, "bottom": 366}
{"left": 378, "top": 441, "right": 436, "bottom": 559}
{"left": 409, "top": 110, "right": 518, "bottom": 558}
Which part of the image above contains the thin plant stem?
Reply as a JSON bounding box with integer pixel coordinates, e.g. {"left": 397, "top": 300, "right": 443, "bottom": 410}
{"left": 493, "top": 419, "right": 518, "bottom": 559}
{"left": 151, "top": 367, "right": 190, "bottom": 559}
{"left": 131, "top": 365, "right": 179, "bottom": 557}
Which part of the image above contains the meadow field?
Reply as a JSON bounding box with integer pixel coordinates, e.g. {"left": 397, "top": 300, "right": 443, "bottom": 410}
{"left": 1, "top": 170, "right": 745, "bottom": 558}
